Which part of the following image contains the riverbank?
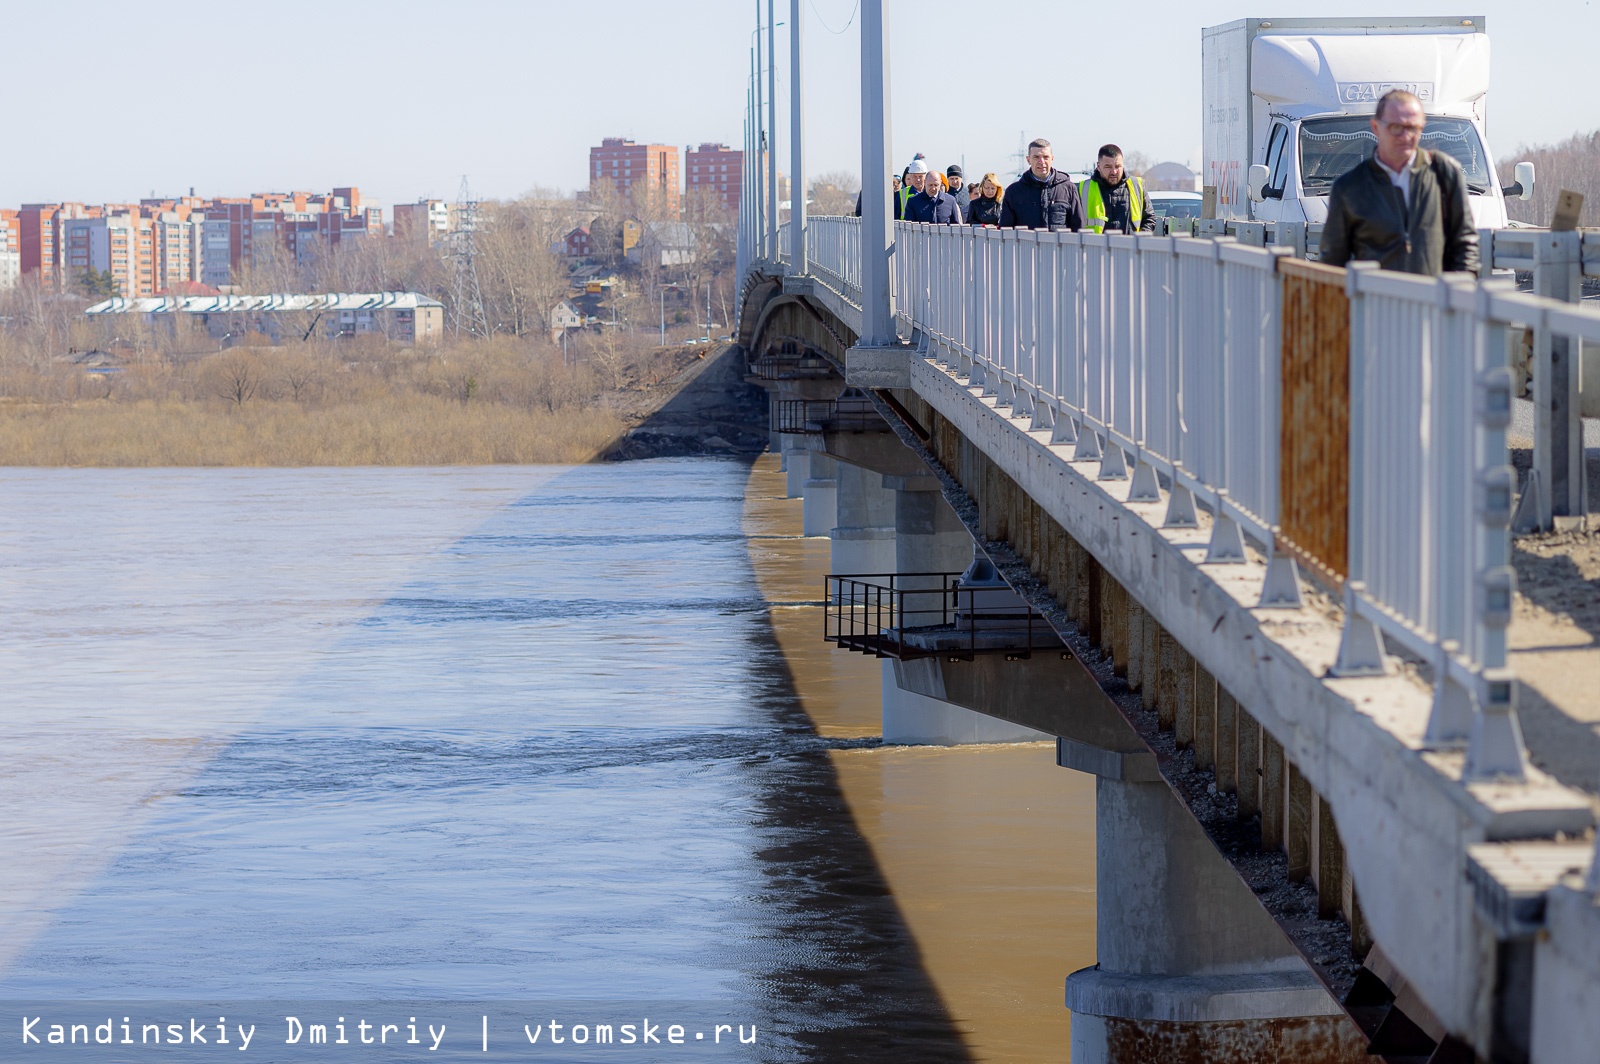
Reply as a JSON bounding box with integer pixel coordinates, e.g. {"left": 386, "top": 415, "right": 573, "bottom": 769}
{"left": 741, "top": 452, "right": 1098, "bottom": 1060}
{"left": 0, "top": 337, "right": 762, "bottom": 466}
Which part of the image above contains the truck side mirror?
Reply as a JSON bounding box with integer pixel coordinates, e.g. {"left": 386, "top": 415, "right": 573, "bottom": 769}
{"left": 1501, "top": 161, "right": 1536, "bottom": 202}
{"left": 1247, "top": 164, "right": 1270, "bottom": 203}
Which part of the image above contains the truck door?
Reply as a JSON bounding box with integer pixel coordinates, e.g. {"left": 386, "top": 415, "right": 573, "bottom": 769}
{"left": 1254, "top": 121, "right": 1291, "bottom": 224}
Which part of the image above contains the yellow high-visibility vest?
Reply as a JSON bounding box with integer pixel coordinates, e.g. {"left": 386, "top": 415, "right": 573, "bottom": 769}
{"left": 1080, "top": 176, "right": 1147, "bottom": 233}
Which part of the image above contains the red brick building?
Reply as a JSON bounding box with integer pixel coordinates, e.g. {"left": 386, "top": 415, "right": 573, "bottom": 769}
{"left": 589, "top": 138, "right": 680, "bottom": 213}
{"left": 685, "top": 143, "right": 743, "bottom": 212}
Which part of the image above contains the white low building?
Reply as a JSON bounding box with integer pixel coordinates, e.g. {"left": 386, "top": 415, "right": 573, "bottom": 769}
{"left": 84, "top": 291, "right": 446, "bottom": 345}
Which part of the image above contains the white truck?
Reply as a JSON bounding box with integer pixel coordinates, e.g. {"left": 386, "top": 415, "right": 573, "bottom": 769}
{"left": 1201, "top": 17, "right": 1534, "bottom": 228}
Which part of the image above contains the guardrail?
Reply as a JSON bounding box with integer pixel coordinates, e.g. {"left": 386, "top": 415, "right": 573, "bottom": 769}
{"left": 787, "top": 217, "right": 1598, "bottom": 777}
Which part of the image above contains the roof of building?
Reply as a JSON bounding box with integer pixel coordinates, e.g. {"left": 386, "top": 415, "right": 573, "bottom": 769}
{"left": 85, "top": 292, "right": 444, "bottom": 314}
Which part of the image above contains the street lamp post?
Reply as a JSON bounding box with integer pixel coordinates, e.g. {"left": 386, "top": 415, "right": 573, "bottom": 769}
{"left": 659, "top": 283, "right": 681, "bottom": 347}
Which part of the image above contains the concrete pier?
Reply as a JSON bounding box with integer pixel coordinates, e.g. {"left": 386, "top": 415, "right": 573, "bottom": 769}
{"left": 1065, "top": 772, "right": 1366, "bottom": 1064}
{"left": 829, "top": 459, "right": 896, "bottom": 577}
{"left": 801, "top": 452, "right": 837, "bottom": 537}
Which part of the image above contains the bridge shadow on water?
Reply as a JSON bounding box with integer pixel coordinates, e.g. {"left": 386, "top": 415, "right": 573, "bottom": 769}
{"left": 0, "top": 456, "right": 972, "bottom": 1063}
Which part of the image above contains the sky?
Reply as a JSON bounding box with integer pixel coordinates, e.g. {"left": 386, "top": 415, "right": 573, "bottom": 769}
{"left": 7, "top": 0, "right": 1598, "bottom": 212}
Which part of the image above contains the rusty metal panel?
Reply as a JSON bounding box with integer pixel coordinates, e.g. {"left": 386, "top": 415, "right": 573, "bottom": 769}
{"left": 1279, "top": 257, "right": 1350, "bottom": 583}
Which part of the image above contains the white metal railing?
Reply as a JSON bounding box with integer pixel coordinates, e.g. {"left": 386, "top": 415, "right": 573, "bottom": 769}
{"left": 889, "top": 222, "right": 1287, "bottom": 559}
{"left": 808, "top": 216, "right": 862, "bottom": 295}
{"left": 793, "top": 217, "right": 1599, "bottom": 776}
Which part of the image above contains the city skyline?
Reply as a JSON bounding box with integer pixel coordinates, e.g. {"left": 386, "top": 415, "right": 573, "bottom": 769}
{"left": 5, "top": 0, "right": 1595, "bottom": 214}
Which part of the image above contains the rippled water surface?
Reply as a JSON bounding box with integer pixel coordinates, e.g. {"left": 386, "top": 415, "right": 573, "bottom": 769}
{"left": 0, "top": 461, "right": 976, "bottom": 1062}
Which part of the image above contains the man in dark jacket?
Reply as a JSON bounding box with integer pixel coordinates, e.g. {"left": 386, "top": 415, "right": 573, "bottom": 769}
{"left": 1081, "top": 144, "right": 1155, "bottom": 234}
{"left": 998, "top": 138, "right": 1085, "bottom": 232}
{"left": 905, "top": 173, "right": 963, "bottom": 225}
{"left": 1320, "top": 90, "right": 1479, "bottom": 275}
{"left": 945, "top": 165, "right": 970, "bottom": 222}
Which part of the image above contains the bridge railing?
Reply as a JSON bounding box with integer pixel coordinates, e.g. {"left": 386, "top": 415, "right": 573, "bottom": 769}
{"left": 796, "top": 217, "right": 1600, "bottom": 748}
{"left": 808, "top": 216, "right": 861, "bottom": 295}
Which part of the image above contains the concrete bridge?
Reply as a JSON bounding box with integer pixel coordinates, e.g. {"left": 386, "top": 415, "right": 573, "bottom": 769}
{"left": 732, "top": 3, "right": 1600, "bottom": 1062}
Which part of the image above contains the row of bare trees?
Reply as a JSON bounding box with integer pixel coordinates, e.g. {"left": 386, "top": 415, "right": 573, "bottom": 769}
{"left": 1501, "top": 130, "right": 1600, "bottom": 228}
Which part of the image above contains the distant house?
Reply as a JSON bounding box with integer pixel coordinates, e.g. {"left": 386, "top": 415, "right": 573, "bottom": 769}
{"left": 549, "top": 300, "right": 584, "bottom": 342}
{"left": 1144, "top": 161, "right": 1201, "bottom": 192}
{"left": 627, "top": 222, "right": 695, "bottom": 268}
{"left": 564, "top": 226, "right": 591, "bottom": 258}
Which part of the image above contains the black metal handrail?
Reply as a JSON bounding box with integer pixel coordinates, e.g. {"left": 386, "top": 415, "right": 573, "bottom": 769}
{"left": 822, "top": 571, "right": 1052, "bottom": 660}
{"left": 777, "top": 394, "right": 887, "bottom": 435}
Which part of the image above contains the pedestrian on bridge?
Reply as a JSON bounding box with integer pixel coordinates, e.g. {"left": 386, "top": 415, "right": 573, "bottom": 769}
{"left": 998, "top": 139, "right": 1085, "bottom": 232}
{"left": 1319, "top": 89, "right": 1479, "bottom": 275}
{"left": 906, "top": 167, "right": 964, "bottom": 225}
{"left": 945, "top": 165, "right": 970, "bottom": 222}
{"left": 1081, "top": 145, "right": 1155, "bottom": 234}
{"left": 896, "top": 158, "right": 930, "bottom": 220}
{"left": 969, "top": 173, "right": 1004, "bottom": 226}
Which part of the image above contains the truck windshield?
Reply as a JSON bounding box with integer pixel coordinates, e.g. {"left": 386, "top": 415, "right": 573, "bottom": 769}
{"left": 1298, "top": 116, "right": 1494, "bottom": 196}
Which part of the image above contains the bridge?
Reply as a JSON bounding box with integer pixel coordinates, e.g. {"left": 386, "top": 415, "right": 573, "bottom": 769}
{"left": 731, "top": 4, "right": 1600, "bottom": 1062}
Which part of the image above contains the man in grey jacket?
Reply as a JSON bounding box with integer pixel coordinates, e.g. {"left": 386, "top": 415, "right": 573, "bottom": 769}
{"left": 1320, "top": 90, "right": 1479, "bottom": 275}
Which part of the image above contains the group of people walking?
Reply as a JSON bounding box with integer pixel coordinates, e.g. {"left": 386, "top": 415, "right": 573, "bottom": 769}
{"left": 858, "top": 90, "right": 1478, "bottom": 278}
{"left": 862, "top": 138, "right": 1155, "bottom": 236}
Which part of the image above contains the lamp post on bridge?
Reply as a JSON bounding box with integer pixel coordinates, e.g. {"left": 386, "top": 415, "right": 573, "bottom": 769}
{"left": 841, "top": 0, "right": 901, "bottom": 387}
{"left": 786, "top": 0, "right": 806, "bottom": 277}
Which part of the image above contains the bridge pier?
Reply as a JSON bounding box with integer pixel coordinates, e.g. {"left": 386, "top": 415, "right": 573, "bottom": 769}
{"left": 1066, "top": 767, "right": 1366, "bottom": 1064}
{"left": 883, "top": 476, "right": 1046, "bottom": 745}
{"left": 828, "top": 459, "right": 896, "bottom": 580}
{"left": 801, "top": 452, "right": 837, "bottom": 537}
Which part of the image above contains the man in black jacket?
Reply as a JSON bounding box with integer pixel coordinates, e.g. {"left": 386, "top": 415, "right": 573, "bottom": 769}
{"left": 999, "top": 138, "right": 1085, "bottom": 232}
{"left": 945, "top": 165, "right": 970, "bottom": 222}
{"left": 1320, "top": 90, "right": 1479, "bottom": 275}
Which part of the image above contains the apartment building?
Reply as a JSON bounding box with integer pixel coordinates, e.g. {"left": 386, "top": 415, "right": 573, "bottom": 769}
{"left": 589, "top": 138, "right": 680, "bottom": 212}
{"left": 393, "top": 199, "right": 450, "bottom": 243}
{"left": 685, "top": 143, "right": 743, "bottom": 212}
{"left": 0, "top": 210, "right": 18, "bottom": 290}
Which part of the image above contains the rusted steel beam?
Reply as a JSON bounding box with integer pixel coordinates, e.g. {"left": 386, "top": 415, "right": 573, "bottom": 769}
{"left": 1193, "top": 656, "right": 1215, "bottom": 773}
{"left": 1287, "top": 763, "right": 1314, "bottom": 882}
{"left": 1174, "top": 638, "right": 1196, "bottom": 749}
{"left": 1235, "top": 699, "right": 1259, "bottom": 818}
{"left": 1316, "top": 793, "right": 1345, "bottom": 920}
{"left": 1262, "top": 732, "right": 1285, "bottom": 849}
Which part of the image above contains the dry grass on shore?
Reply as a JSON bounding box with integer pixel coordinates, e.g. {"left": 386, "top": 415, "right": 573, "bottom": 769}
{"left": 0, "top": 397, "right": 624, "bottom": 466}
{"left": 0, "top": 332, "right": 677, "bottom": 466}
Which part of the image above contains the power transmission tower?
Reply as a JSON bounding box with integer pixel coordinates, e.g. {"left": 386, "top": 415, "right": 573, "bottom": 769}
{"left": 450, "top": 175, "right": 489, "bottom": 338}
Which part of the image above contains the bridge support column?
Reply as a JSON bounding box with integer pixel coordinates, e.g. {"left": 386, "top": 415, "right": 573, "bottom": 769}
{"left": 1065, "top": 769, "right": 1366, "bottom": 1064}
{"left": 783, "top": 440, "right": 810, "bottom": 497}
{"left": 882, "top": 476, "right": 1046, "bottom": 745}
{"left": 829, "top": 459, "right": 896, "bottom": 578}
{"left": 801, "top": 452, "right": 837, "bottom": 537}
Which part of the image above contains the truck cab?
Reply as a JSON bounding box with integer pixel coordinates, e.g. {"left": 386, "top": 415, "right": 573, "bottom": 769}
{"left": 1203, "top": 18, "right": 1533, "bottom": 230}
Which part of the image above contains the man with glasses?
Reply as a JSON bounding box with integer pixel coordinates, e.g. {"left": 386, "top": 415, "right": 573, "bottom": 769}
{"left": 1320, "top": 89, "right": 1478, "bottom": 275}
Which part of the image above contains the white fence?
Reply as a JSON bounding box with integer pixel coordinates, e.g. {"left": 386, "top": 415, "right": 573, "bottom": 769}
{"left": 754, "top": 217, "right": 1600, "bottom": 776}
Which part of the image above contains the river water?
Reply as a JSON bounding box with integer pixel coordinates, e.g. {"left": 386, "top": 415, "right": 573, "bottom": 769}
{"left": 0, "top": 457, "right": 1095, "bottom": 1062}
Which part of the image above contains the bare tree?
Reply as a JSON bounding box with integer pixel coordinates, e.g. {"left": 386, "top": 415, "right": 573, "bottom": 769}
{"left": 1501, "top": 129, "right": 1600, "bottom": 227}
{"left": 809, "top": 170, "right": 859, "bottom": 216}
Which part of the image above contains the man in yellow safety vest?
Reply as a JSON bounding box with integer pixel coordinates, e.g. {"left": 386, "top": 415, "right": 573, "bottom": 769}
{"left": 1080, "top": 144, "right": 1154, "bottom": 234}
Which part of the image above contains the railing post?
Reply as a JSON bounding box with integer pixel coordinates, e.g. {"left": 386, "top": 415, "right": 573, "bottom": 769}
{"left": 1531, "top": 230, "right": 1585, "bottom": 530}
{"left": 1332, "top": 262, "right": 1391, "bottom": 676}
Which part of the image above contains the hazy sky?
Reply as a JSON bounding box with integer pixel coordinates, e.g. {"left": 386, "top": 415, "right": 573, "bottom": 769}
{"left": 8, "top": 0, "right": 1597, "bottom": 211}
